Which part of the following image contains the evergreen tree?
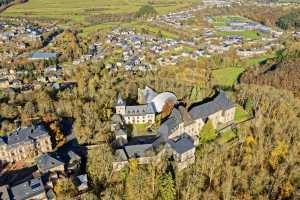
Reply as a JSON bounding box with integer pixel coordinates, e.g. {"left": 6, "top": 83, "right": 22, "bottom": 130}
{"left": 158, "top": 172, "right": 176, "bottom": 200}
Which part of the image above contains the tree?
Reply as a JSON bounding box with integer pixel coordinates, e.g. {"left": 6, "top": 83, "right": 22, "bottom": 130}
{"left": 199, "top": 120, "right": 217, "bottom": 143}
{"left": 135, "top": 5, "right": 157, "bottom": 18}
{"left": 87, "top": 144, "right": 113, "bottom": 187}
{"left": 54, "top": 177, "right": 76, "bottom": 198}
{"left": 158, "top": 172, "right": 176, "bottom": 200}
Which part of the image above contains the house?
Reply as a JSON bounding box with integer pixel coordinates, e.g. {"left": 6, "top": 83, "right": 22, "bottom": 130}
{"left": 36, "top": 150, "right": 81, "bottom": 175}
{"left": 115, "top": 95, "right": 156, "bottom": 125}
{"left": 0, "top": 125, "right": 52, "bottom": 164}
{"left": 189, "top": 91, "right": 236, "bottom": 129}
{"left": 115, "top": 87, "right": 177, "bottom": 125}
{"left": 113, "top": 149, "right": 129, "bottom": 171}
{"left": 36, "top": 153, "right": 65, "bottom": 174}
{"left": 10, "top": 177, "right": 47, "bottom": 200}
{"left": 167, "top": 135, "right": 195, "bottom": 170}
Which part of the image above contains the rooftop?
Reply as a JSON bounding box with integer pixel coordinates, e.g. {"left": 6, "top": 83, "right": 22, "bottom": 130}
{"left": 36, "top": 153, "right": 64, "bottom": 173}
{"left": 168, "top": 136, "right": 195, "bottom": 154}
{"left": 0, "top": 125, "right": 49, "bottom": 147}
{"left": 189, "top": 91, "right": 235, "bottom": 120}
{"left": 125, "top": 103, "right": 155, "bottom": 116}
{"left": 11, "top": 177, "right": 45, "bottom": 200}
{"left": 30, "top": 52, "right": 57, "bottom": 59}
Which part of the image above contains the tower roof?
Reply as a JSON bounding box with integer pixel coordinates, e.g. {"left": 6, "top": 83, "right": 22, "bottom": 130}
{"left": 116, "top": 94, "right": 126, "bottom": 106}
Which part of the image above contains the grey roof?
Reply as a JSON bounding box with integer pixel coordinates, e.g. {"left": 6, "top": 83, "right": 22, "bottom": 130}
{"left": 67, "top": 150, "right": 81, "bottom": 162}
{"left": 0, "top": 125, "right": 49, "bottom": 147}
{"left": 124, "top": 144, "right": 153, "bottom": 158}
{"left": 116, "top": 94, "right": 126, "bottom": 106}
{"left": 125, "top": 103, "right": 155, "bottom": 116}
{"left": 189, "top": 92, "right": 235, "bottom": 120}
{"left": 11, "top": 177, "right": 45, "bottom": 200}
{"left": 36, "top": 153, "right": 64, "bottom": 173}
{"left": 143, "top": 86, "right": 158, "bottom": 104}
{"left": 157, "top": 108, "right": 182, "bottom": 140}
{"left": 77, "top": 174, "right": 88, "bottom": 183}
{"left": 30, "top": 52, "right": 57, "bottom": 59}
{"left": 168, "top": 136, "right": 195, "bottom": 154}
{"left": 115, "top": 149, "right": 128, "bottom": 161}
{"left": 116, "top": 129, "right": 127, "bottom": 136}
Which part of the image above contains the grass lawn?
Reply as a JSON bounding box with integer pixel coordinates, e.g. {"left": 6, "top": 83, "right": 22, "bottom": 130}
{"left": 217, "top": 30, "right": 261, "bottom": 40}
{"left": 212, "top": 67, "right": 245, "bottom": 87}
{"left": 132, "top": 123, "right": 148, "bottom": 135}
{"left": 234, "top": 104, "right": 251, "bottom": 123}
{"left": 212, "top": 16, "right": 246, "bottom": 23}
{"left": 218, "top": 130, "right": 237, "bottom": 145}
{"left": 3, "top": 0, "right": 199, "bottom": 22}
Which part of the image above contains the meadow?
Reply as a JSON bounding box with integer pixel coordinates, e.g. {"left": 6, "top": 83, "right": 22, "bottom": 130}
{"left": 212, "top": 67, "right": 245, "bottom": 87}
{"left": 2, "top": 0, "right": 199, "bottom": 22}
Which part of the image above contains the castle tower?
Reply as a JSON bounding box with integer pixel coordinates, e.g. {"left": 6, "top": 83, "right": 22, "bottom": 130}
{"left": 116, "top": 94, "right": 126, "bottom": 115}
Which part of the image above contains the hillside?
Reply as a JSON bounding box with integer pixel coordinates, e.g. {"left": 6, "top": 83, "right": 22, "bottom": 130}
{"left": 240, "top": 50, "right": 300, "bottom": 97}
{"left": 2, "top": 0, "right": 198, "bottom": 22}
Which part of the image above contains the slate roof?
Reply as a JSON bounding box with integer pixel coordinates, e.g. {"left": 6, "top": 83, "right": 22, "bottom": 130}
{"left": 143, "top": 86, "right": 158, "bottom": 104}
{"left": 168, "top": 136, "right": 195, "bottom": 154}
{"left": 125, "top": 103, "right": 155, "bottom": 116}
{"left": 189, "top": 92, "right": 235, "bottom": 121}
{"left": 0, "top": 125, "right": 49, "bottom": 147}
{"left": 11, "top": 177, "right": 45, "bottom": 200}
{"left": 116, "top": 94, "right": 126, "bottom": 106}
{"left": 30, "top": 52, "right": 57, "bottom": 60}
{"left": 157, "top": 108, "right": 182, "bottom": 140}
{"left": 124, "top": 144, "right": 153, "bottom": 158}
{"left": 115, "top": 149, "right": 128, "bottom": 161}
{"left": 36, "top": 153, "right": 64, "bottom": 173}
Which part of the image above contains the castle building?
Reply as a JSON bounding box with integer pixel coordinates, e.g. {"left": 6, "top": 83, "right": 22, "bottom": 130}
{"left": 0, "top": 125, "right": 52, "bottom": 164}
{"left": 112, "top": 87, "right": 236, "bottom": 171}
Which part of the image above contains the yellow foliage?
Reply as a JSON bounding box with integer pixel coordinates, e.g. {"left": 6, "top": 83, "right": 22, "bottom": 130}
{"left": 128, "top": 159, "right": 138, "bottom": 174}
{"left": 279, "top": 181, "right": 294, "bottom": 199}
{"left": 269, "top": 141, "right": 288, "bottom": 170}
{"left": 245, "top": 135, "right": 255, "bottom": 146}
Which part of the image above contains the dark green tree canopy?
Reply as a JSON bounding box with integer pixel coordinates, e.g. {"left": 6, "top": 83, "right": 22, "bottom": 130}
{"left": 135, "top": 4, "right": 158, "bottom": 18}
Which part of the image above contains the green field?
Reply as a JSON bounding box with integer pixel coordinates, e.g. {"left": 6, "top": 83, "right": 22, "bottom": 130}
{"left": 212, "top": 67, "right": 245, "bottom": 87}
{"left": 234, "top": 105, "right": 251, "bottom": 123}
{"left": 3, "top": 0, "right": 198, "bottom": 22}
{"left": 218, "top": 130, "right": 237, "bottom": 145}
{"left": 217, "top": 30, "right": 261, "bottom": 40}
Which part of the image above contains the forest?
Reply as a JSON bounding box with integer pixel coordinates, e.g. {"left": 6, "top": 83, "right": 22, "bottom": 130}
{"left": 241, "top": 41, "right": 300, "bottom": 97}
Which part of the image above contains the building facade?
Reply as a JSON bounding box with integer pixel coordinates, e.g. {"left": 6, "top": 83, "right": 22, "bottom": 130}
{"left": 0, "top": 125, "right": 52, "bottom": 164}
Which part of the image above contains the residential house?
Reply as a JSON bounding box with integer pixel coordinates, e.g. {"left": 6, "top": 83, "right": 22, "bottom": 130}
{"left": 0, "top": 125, "right": 52, "bottom": 164}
